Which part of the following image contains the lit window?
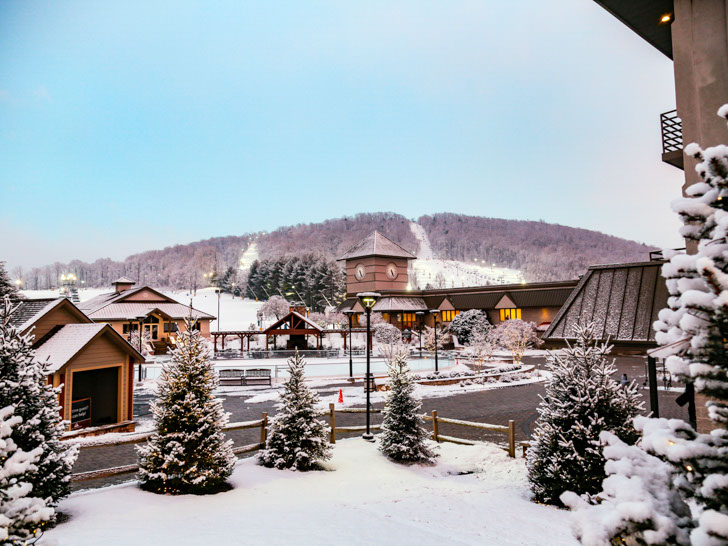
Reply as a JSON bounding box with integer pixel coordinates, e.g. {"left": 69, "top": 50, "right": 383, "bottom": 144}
{"left": 402, "top": 313, "right": 417, "bottom": 328}
{"left": 440, "top": 310, "right": 459, "bottom": 322}
{"left": 499, "top": 308, "right": 521, "bottom": 321}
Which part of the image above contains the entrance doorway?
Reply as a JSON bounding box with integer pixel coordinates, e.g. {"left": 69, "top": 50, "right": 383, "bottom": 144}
{"left": 72, "top": 367, "right": 119, "bottom": 426}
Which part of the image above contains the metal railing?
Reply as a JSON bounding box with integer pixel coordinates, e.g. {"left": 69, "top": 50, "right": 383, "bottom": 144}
{"left": 661, "top": 109, "right": 683, "bottom": 154}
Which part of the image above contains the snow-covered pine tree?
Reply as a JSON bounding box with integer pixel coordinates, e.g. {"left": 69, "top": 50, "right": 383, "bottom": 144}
{"left": 449, "top": 309, "right": 490, "bottom": 345}
{"left": 258, "top": 351, "right": 331, "bottom": 471}
{"left": 137, "top": 319, "right": 235, "bottom": 494}
{"left": 0, "top": 406, "right": 54, "bottom": 544}
{"left": 527, "top": 322, "right": 643, "bottom": 506}
{"left": 0, "top": 298, "right": 77, "bottom": 509}
{"left": 379, "top": 344, "right": 436, "bottom": 464}
{"left": 0, "top": 263, "right": 18, "bottom": 299}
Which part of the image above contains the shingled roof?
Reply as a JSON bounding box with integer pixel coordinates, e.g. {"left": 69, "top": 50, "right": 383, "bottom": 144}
{"left": 337, "top": 231, "right": 416, "bottom": 261}
{"left": 7, "top": 298, "right": 62, "bottom": 331}
{"left": 78, "top": 286, "right": 214, "bottom": 321}
{"left": 543, "top": 261, "right": 668, "bottom": 344}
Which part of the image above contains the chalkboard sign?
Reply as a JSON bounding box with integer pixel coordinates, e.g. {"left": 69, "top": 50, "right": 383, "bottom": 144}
{"left": 71, "top": 398, "right": 91, "bottom": 430}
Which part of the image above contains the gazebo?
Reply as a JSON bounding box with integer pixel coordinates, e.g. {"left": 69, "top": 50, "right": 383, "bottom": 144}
{"left": 264, "top": 311, "right": 324, "bottom": 350}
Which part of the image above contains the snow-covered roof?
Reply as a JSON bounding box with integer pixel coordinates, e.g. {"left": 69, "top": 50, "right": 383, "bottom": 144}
{"left": 85, "top": 302, "right": 214, "bottom": 321}
{"left": 372, "top": 297, "right": 428, "bottom": 312}
{"left": 33, "top": 324, "right": 107, "bottom": 373}
{"left": 112, "top": 277, "right": 136, "bottom": 284}
{"left": 337, "top": 231, "right": 416, "bottom": 261}
{"left": 8, "top": 298, "right": 67, "bottom": 333}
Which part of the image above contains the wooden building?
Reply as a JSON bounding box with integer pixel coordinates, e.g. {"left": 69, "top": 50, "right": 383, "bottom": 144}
{"left": 78, "top": 278, "right": 215, "bottom": 354}
{"left": 8, "top": 297, "right": 144, "bottom": 434}
{"left": 336, "top": 231, "right": 577, "bottom": 334}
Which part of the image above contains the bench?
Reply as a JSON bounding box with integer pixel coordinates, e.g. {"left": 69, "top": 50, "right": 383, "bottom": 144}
{"left": 244, "top": 369, "right": 272, "bottom": 386}
{"left": 218, "top": 369, "right": 246, "bottom": 386}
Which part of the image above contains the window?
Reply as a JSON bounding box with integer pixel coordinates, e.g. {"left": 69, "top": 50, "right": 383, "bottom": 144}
{"left": 499, "top": 308, "right": 522, "bottom": 321}
{"left": 122, "top": 323, "right": 139, "bottom": 334}
{"left": 164, "top": 322, "right": 179, "bottom": 333}
{"left": 440, "top": 310, "right": 459, "bottom": 322}
{"left": 402, "top": 313, "right": 417, "bottom": 328}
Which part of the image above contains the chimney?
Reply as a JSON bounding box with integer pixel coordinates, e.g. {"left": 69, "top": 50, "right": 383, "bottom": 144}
{"left": 112, "top": 277, "right": 135, "bottom": 293}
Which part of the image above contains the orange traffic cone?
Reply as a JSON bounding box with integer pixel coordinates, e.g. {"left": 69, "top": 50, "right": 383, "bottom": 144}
{"left": 338, "top": 389, "right": 344, "bottom": 404}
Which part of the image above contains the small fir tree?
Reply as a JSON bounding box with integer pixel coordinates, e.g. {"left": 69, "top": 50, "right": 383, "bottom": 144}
{"left": 527, "top": 323, "right": 643, "bottom": 506}
{"left": 138, "top": 319, "right": 235, "bottom": 494}
{"left": 379, "top": 345, "right": 436, "bottom": 464}
{"left": 0, "top": 298, "right": 77, "bottom": 509}
{"left": 0, "top": 406, "right": 54, "bottom": 544}
{"left": 0, "top": 263, "right": 18, "bottom": 299}
{"left": 258, "top": 351, "right": 331, "bottom": 470}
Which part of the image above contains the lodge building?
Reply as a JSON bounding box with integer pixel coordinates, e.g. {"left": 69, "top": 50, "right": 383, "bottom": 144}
{"left": 8, "top": 297, "right": 144, "bottom": 434}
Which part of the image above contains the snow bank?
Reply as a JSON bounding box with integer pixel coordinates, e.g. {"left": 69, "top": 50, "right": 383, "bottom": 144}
{"left": 45, "top": 440, "right": 576, "bottom": 546}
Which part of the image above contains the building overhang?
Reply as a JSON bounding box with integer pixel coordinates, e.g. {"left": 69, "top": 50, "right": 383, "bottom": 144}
{"left": 593, "top": 0, "right": 674, "bottom": 59}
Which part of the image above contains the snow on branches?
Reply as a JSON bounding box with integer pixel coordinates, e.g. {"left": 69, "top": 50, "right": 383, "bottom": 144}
{"left": 492, "top": 319, "right": 540, "bottom": 364}
{"left": 137, "top": 318, "right": 235, "bottom": 494}
{"left": 258, "top": 351, "right": 332, "bottom": 471}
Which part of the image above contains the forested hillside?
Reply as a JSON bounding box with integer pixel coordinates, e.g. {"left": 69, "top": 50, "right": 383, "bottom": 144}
{"left": 16, "top": 212, "right": 655, "bottom": 291}
{"left": 418, "top": 213, "right": 654, "bottom": 281}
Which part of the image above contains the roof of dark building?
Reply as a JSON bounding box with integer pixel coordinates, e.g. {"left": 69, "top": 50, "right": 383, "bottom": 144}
{"left": 7, "top": 298, "right": 61, "bottom": 330}
{"left": 593, "top": 0, "right": 674, "bottom": 59}
{"left": 372, "top": 297, "right": 428, "bottom": 313}
{"left": 337, "top": 231, "right": 416, "bottom": 261}
{"left": 543, "top": 261, "right": 668, "bottom": 344}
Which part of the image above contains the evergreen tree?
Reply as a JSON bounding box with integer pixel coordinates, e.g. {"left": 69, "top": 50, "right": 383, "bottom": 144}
{"left": 138, "top": 319, "right": 235, "bottom": 494}
{"left": 0, "top": 263, "right": 18, "bottom": 299}
{"left": 0, "top": 406, "right": 54, "bottom": 544}
{"left": 527, "top": 322, "right": 643, "bottom": 506}
{"left": 258, "top": 351, "right": 331, "bottom": 470}
{"left": 0, "top": 298, "right": 77, "bottom": 509}
{"left": 379, "top": 345, "right": 436, "bottom": 463}
{"left": 449, "top": 309, "right": 490, "bottom": 345}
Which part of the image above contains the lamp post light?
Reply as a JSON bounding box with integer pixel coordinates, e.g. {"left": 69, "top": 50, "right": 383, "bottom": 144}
{"left": 343, "top": 310, "right": 356, "bottom": 378}
{"left": 429, "top": 309, "right": 440, "bottom": 373}
{"left": 136, "top": 315, "right": 147, "bottom": 381}
{"left": 215, "top": 288, "right": 222, "bottom": 332}
{"left": 357, "top": 292, "right": 380, "bottom": 442}
{"left": 415, "top": 311, "right": 424, "bottom": 357}
{"left": 231, "top": 282, "right": 236, "bottom": 300}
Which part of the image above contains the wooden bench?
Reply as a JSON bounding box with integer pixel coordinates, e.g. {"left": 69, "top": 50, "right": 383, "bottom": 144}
{"left": 218, "top": 369, "right": 245, "bottom": 386}
{"left": 244, "top": 369, "right": 272, "bottom": 386}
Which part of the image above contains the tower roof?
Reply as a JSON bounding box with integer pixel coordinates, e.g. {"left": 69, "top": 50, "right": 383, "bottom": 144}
{"left": 337, "top": 231, "right": 416, "bottom": 261}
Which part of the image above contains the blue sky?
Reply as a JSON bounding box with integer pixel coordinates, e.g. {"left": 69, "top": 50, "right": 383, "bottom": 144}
{"left": 0, "top": 1, "right": 684, "bottom": 269}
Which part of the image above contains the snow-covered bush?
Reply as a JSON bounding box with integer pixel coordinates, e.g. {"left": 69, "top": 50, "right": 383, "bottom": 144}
{"left": 308, "top": 312, "right": 328, "bottom": 328}
{"left": 448, "top": 309, "right": 490, "bottom": 345}
{"left": 492, "top": 319, "right": 540, "bottom": 364}
{"left": 138, "top": 319, "right": 235, "bottom": 494}
{"left": 128, "top": 328, "right": 153, "bottom": 357}
{"left": 0, "top": 298, "right": 77, "bottom": 509}
{"left": 0, "top": 406, "right": 54, "bottom": 544}
{"left": 462, "top": 327, "right": 496, "bottom": 373}
{"left": 259, "top": 351, "right": 331, "bottom": 470}
{"left": 374, "top": 323, "right": 401, "bottom": 346}
{"left": 527, "top": 323, "right": 643, "bottom": 506}
{"left": 379, "top": 345, "right": 436, "bottom": 464}
{"left": 422, "top": 325, "right": 445, "bottom": 352}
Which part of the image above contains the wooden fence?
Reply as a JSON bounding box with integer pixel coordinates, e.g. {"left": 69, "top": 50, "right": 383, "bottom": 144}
{"left": 425, "top": 410, "right": 516, "bottom": 458}
{"left": 71, "top": 413, "right": 269, "bottom": 483}
{"left": 327, "top": 403, "right": 382, "bottom": 443}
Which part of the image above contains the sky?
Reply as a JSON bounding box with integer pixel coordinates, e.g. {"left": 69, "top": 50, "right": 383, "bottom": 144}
{"left": 0, "top": 0, "right": 685, "bottom": 270}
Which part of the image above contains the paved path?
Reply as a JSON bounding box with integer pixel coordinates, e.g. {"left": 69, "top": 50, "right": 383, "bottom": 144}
{"left": 71, "top": 355, "right": 686, "bottom": 491}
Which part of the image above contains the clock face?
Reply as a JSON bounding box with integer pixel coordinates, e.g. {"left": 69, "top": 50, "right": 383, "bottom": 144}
{"left": 386, "top": 263, "right": 398, "bottom": 280}
{"left": 355, "top": 264, "right": 366, "bottom": 280}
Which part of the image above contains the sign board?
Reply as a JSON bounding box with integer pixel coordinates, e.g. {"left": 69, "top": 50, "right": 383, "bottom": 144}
{"left": 71, "top": 398, "right": 91, "bottom": 430}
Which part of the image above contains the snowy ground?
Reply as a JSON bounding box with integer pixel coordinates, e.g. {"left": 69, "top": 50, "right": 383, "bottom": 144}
{"left": 45, "top": 439, "right": 576, "bottom": 546}
{"left": 408, "top": 222, "right": 524, "bottom": 288}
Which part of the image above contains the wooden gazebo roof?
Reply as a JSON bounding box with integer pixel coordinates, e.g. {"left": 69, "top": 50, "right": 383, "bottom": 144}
{"left": 264, "top": 311, "right": 323, "bottom": 337}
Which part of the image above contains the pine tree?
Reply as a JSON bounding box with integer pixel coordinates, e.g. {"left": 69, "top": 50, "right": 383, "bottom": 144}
{"left": 527, "top": 322, "right": 643, "bottom": 506}
{"left": 379, "top": 345, "right": 436, "bottom": 463}
{"left": 137, "top": 319, "right": 235, "bottom": 494}
{"left": 258, "top": 351, "right": 331, "bottom": 470}
{"left": 0, "top": 263, "right": 18, "bottom": 299}
{"left": 0, "top": 406, "right": 54, "bottom": 544}
{"left": 0, "top": 298, "right": 77, "bottom": 509}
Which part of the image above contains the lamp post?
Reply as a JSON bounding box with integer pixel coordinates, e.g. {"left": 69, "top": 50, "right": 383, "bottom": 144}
{"left": 357, "top": 292, "right": 380, "bottom": 442}
{"left": 343, "top": 310, "right": 355, "bottom": 378}
{"left": 215, "top": 288, "right": 222, "bottom": 332}
{"left": 231, "top": 282, "right": 236, "bottom": 299}
{"left": 429, "top": 309, "right": 440, "bottom": 373}
{"left": 136, "top": 315, "right": 147, "bottom": 381}
{"left": 415, "top": 311, "right": 424, "bottom": 357}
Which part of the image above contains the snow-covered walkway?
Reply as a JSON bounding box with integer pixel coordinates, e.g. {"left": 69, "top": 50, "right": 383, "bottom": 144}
{"left": 46, "top": 440, "right": 576, "bottom": 545}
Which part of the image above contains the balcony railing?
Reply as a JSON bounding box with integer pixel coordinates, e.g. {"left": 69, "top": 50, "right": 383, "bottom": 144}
{"left": 660, "top": 109, "right": 684, "bottom": 169}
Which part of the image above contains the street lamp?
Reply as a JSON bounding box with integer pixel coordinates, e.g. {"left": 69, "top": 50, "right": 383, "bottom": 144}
{"left": 136, "top": 315, "right": 147, "bottom": 381}
{"left": 415, "top": 311, "right": 424, "bottom": 357}
{"left": 357, "top": 291, "right": 380, "bottom": 442}
{"left": 430, "top": 309, "right": 440, "bottom": 373}
{"left": 231, "top": 282, "right": 236, "bottom": 299}
{"left": 215, "top": 288, "right": 222, "bottom": 332}
{"left": 343, "top": 310, "right": 356, "bottom": 378}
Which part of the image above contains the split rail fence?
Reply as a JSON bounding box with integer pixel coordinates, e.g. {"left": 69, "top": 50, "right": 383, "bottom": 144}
{"left": 71, "top": 406, "right": 517, "bottom": 482}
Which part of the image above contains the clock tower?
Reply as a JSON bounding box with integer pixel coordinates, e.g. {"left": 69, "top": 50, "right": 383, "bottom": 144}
{"left": 337, "top": 231, "right": 416, "bottom": 296}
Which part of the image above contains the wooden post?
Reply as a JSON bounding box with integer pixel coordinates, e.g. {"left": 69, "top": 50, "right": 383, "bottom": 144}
{"left": 329, "top": 403, "right": 336, "bottom": 444}
{"left": 260, "top": 412, "right": 268, "bottom": 445}
{"left": 508, "top": 420, "right": 515, "bottom": 458}
{"left": 432, "top": 410, "right": 440, "bottom": 442}
{"left": 214, "top": 334, "right": 218, "bottom": 353}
